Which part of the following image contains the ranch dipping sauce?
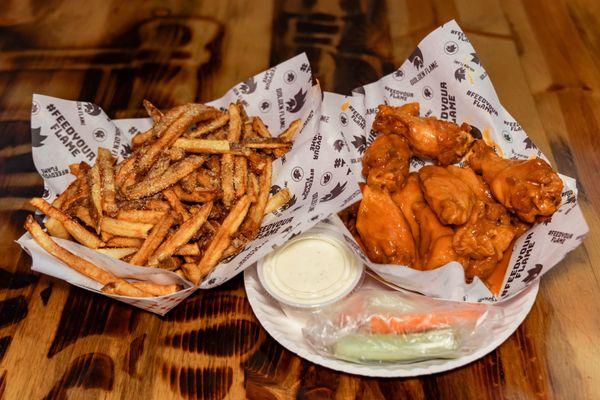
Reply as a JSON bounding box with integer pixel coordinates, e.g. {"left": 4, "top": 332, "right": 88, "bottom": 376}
{"left": 258, "top": 229, "right": 364, "bottom": 309}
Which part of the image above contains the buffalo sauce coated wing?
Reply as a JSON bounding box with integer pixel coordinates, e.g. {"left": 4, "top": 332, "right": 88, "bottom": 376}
{"left": 412, "top": 201, "right": 457, "bottom": 270}
{"left": 373, "top": 103, "right": 473, "bottom": 165}
{"left": 356, "top": 185, "right": 416, "bottom": 265}
{"left": 361, "top": 133, "right": 411, "bottom": 192}
{"left": 468, "top": 140, "right": 563, "bottom": 223}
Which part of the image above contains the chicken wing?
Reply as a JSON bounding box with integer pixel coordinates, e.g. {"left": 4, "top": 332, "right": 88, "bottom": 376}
{"left": 373, "top": 103, "right": 474, "bottom": 165}
{"left": 418, "top": 165, "right": 476, "bottom": 225}
{"left": 468, "top": 140, "right": 563, "bottom": 223}
{"left": 361, "top": 132, "right": 411, "bottom": 192}
{"left": 412, "top": 201, "right": 456, "bottom": 270}
{"left": 391, "top": 173, "right": 423, "bottom": 244}
{"left": 356, "top": 185, "right": 416, "bottom": 265}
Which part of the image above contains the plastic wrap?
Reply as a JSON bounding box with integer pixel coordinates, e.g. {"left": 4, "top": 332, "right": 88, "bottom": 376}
{"left": 303, "top": 288, "right": 503, "bottom": 364}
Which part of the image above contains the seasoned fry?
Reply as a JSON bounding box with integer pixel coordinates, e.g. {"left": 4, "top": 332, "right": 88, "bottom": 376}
{"left": 173, "top": 138, "right": 246, "bottom": 155}
{"left": 130, "top": 213, "right": 175, "bottom": 266}
{"left": 30, "top": 198, "right": 104, "bottom": 248}
{"left": 242, "top": 138, "right": 292, "bottom": 150}
{"left": 145, "top": 199, "right": 171, "bottom": 211}
{"left": 100, "top": 231, "right": 114, "bottom": 242}
{"left": 88, "top": 163, "right": 103, "bottom": 232}
{"left": 173, "top": 185, "right": 216, "bottom": 203}
{"left": 185, "top": 195, "right": 252, "bottom": 284}
{"left": 265, "top": 188, "right": 291, "bottom": 214}
{"left": 127, "top": 155, "right": 205, "bottom": 199}
{"left": 129, "top": 281, "right": 180, "bottom": 296}
{"left": 242, "top": 158, "right": 272, "bottom": 238}
{"left": 45, "top": 218, "right": 70, "bottom": 240}
{"left": 188, "top": 113, "right": 229, "bottom": 137}
{"left": 145, "top": 155, "right": 171, "bottom": 182}
{"left": 117, "top": 209, "right": 167, "bottom": 224}
{"left": 143, "top": 99, "right": 164, "bottom": 122}
{"left": 158, "top": 256, "right": 182, "bottom": 271}
{"left": 279, "top": 119, "right": 301, "bottom": 142}
{"left": 97, "top": 148, "right": 118, "bottom": 216}
{"left": 52, "top": 178, "right": 79, "bottom": 209}
{"left": 234, "top": 157, "right": 248, "bottom": 198}
{"left": 96, "top": 247, "right": 138, "bottom": 260}
{"left": 115, "top": 155, "right": 137, "bottom": 191}
{"left": 25, "top": 215, "right": 146, "bottom": 296}
{"left": 252, "top": 116, "right": 271, "bottom": 138}
{"left": 148, "top": 202, "right": 213, "bottom": 266}
{"left": 174, "top": 243, "right": 200, "bottom": 256}
{"left": 73, "top": 205, "right": 94, "bottom": 228}
{"left": 100, "top": 217, "right": 153, "bottom": 238}
{"left": 162, "top": 188, "right": 191, "bottom": 221}
{"left": 106, "top": 237, "right": 144, "bottom": 248}
{"left": 221, "top": 153, "right": 235, "bottom": 206}
{"left": 101, "top": 281, "right": 152, "bottom": 297}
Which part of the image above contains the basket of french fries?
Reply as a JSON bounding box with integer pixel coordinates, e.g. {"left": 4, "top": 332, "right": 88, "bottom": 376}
{"left": 19, "top": 54, "right": 361, "bottom": 314}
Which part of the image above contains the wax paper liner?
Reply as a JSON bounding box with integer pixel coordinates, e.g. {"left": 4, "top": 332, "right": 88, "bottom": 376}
{"left": 323, "top": 20, "right": 589, "bottom": 302}
{"left": 19, "top": 53, "right": 362, "bottom": 313}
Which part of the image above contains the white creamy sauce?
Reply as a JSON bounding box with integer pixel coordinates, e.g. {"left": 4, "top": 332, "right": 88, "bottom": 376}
{"left": 259, "top": 234, "right": 363, "bottom": 307}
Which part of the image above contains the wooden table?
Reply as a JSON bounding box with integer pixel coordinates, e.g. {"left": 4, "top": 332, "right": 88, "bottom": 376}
{"left": 0, "top": 1, "right": 598, "bottom": 398}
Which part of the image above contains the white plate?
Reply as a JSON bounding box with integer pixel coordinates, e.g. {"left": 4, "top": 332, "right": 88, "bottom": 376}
{"left": 244, "top": 267, "right": 539, "bottom": 377}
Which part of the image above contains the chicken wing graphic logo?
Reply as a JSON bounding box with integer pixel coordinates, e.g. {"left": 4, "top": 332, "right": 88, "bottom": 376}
{"left": 333, "top": 139, "right": 345, "bottom": 152}
{"left": 351, "top": 135, "right": 366, "bottom": 153}
{"left": 444, "top": 41, "right": 458, "bottom": 55}
{"left": 269, "top": 184, "right": 281, "bottom": 196}
{"left": 523, "top": 264, "right": 543, "bottom": 283}
{"left": 120, "top": 143, "right": 132, "bottom": 158}
{"left": 320, "top": 182, "right": 347, "bottom": 202}
{"left": 523, "top": 137, "right": 537, "bottom": 150}
{"left": 31, "top": 127, "right": 47, "bottom": 148}
{"left": 83, "top": 102, "right": 102, "bottom": 116}
{"left": 455, "top": 67, "right": 466, "bottom": 82}
{"left": 408, "top": 46, "right": 424, "bottom": 70}
{"left": 239, "top": 77, "right": 257, "bottom": 94}
{"left": 286, "top": 89, "right": 307, "bottom": 113}
{"left": 470, "top": 52, "right": 481, "bottom": 66}
{"left": 281, "top": 194, "right": 297, "bottom": 211}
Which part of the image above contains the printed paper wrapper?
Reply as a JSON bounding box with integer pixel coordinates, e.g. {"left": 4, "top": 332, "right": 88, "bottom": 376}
{"left": 18, "top": 53, "right": 361, "bottom": 313}
{"left": 322, "top": 20, "right": 589, "bottom": 302}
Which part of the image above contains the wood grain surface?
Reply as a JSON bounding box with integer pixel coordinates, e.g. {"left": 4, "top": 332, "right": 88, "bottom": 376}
{"left": 0, "top": 0, "right": 598, "bottom": 398}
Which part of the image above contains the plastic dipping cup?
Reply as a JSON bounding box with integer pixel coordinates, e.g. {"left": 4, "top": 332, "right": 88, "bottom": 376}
{"left": 257, "top": 230, "right": 364, "bottom": 310}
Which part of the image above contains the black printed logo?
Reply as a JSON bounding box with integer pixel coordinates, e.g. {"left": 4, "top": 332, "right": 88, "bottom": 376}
{"left": 291, "top": 166, "right": 304, "bottom": 182}
{"left": 444, "top": 41, "right": 459, "bottom": 55}
{"left": 471, "top": 52, "right": 481, "bottom": 66}
{"left": 455, "top": 67, "right": 466, "bottom": 82}
{"left": 422, "top": 86, "right": 433, "bottom": 100}
{"left": 320, "top": 182, "right": 347, "bottom": 202}
{"left": 523, "top": 137, "right": 537, "bottom": 150}
{"left": 333, "top": 139, "right": 345, "bottom": 152}
{"left": 270, "top": 184, "right": 282, "bottom": 196}
{"left": 310, "top": 214, "right": 321, "bottom": 222}
{"left": 408, "top": 46, "right": 424, "bottom": 70}
{"left": 392, "top": 69, "right": 405, "bottom": 81}
{"left": 206, "top": 277, "right": 217, "bottom": 286}
{"left": 502, "top": 130, "right": 512, "bottom": 143}
{"left": 334, "top": 158, "right": 346, "bottom": 168}
{"left": 300, "top": 63, "right": 310, "bottom": 72}
{"left": 31, "top": 127, "right": 47, "bottom": 148}
{"left": 239, "top": 77, "right": 258, "bottom": 94}
{"left": 281, "top": 194, "right": 297, "bottom": 211}
{"left": 260, "top": 100, "right": 272, "bottom": 113}
{"left": 92, "top": 128, "right": 107, "bottom": 142}
{"left": 351, "top": 135, "right": 366, "bottom": 153}
{"left": 542, "top": 216, "right": 553, "bottom": 226}
{"left": 320, "top": 172, "right": 332, "bottom": 186}
{"left": 470, "top": 125, "right": 483, "bottom": 140}
{"left": 83, "top": 102, "right": 102, "bottom": 116}
{"left": 121, "top": 143, "right": 132, "bottom": 158}
{"left": 42, "top": 187, "right": 50, "bottom": 198}
{"left": 31, "top": 101, "right": 40, "bottom": 115}
{"left": 284, "top": 70, "right": 297, "bottom": 85}
{"left": 340, "top": 113, "right": 348, "bottom": 126}
{"left": 523, "top": 264, "right": 543, "bottom": 284}
{"left": 286, "top": 89, "right": 307, "bottom": 113}
{"left": 353, "top": 86, "right": 366, "bottom": 95}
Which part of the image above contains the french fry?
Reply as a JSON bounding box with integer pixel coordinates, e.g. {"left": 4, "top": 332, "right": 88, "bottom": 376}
{"left": 143, "top": 99, "right": 164, "bottom": 122}
{"left": 101, "top": 231, "right": 114, "bottom": 242}
{"left": 188, "top": 113, "right": 229, "bottom": 137}
{"left": 180, "top": 173, "right": 199, "bottom": 193}
{"left": 106, "top": 237, "right": 144, "bottom": 248}
{"left": 130, "top": 213, "right": 175, "bottom": 266}
{"left": 115, "top": 155, "right": 137, "bottom": 191}
{"left": 117, "top": 209, "right": 167, "bottom": 224}
{"left": 234, "top": 157, "right": 248, "bottom": 198}
{"left": 52, "top": 178, "right": 79, "bottom": 209}
{"left": 73, "top": 205, "right": 94, "bottom": 228}
{"left": 242, "top": 138, "right": 291, "bottom": 150}
{"left": 45, "top": 217, "right": 71, "bottom": 240}
{"left": 221, "top": 104, "right": 242, "bottom": 207}
{"left": 97, "top": 148, "right": 118, "bottom": 216}
{"left": 129, "top": 281, "right": 180, "bottom": 296}
{"left": 173, "top": 138, "right": 247, "bottom": 155}
{"left": 100, "top": 281, "right": 152, "bottom": 297}
{"left": 148, "top": 202, "right": 212, "bottom": 266}
{"left": 185, "top": 195, "right": 252, "bottom": 284}
{"left": 172, "top": 185, "right": 216, "bottom": 203}
{"left": 183, "top": 256, "right": 200, "bottom": 264}
{"left": 132, "top": 105, "right": 186, "bottom": 149}
{"left": 100, "top": 217, "right": 153, "bottom": 238}
{"left": 30, "top": 198, "right": 105, "bottom": 248}
{"left": 127, "top": 155, "right": 205, "bottom": 200}
{"left": 242, "top": 158, "right": 272, "bottom": 238}
{"left": 252, "top": 116, "right": 272, "bottom": 138}
{"left": 279, "top": 119, "right": 301, "bottom": 142}
{"left": 174, "top": 243, "right": 200, "bottom": 256}
{"left": 96, "top": 247, "right": 138, "bottom": 260}
{"left": 131, "top": 131, "right": 154, "bottom": 149}
{"left": 145, "top": 155, "right": 171, "bottom": 182}
{"left": 162, "top": 187, "right": 191, "bottom": 221}
{"left": 158, "top": 256, "right": 182, "bottom": 271}
{"left": 88, "top": 163, "right": 103, "bottom": 232}
{"left": 174, "top": 269, "right": 187, "bottom": 279}
{"left": 145, "top": 199, "right": 172, "bottom": 211}
{"left": 68, "top": 161, "right": 90, "bottom": 178}
{"left": 165, "top": 146, "right": 186, "bottom": 161}
{"left": 264, "top": 188, "right": 291, "bottom": 214}
{"left": 25, "top": 216, "right": 147, "bottom": 296}
{"left": 136, "top": 104, "right": 218, "bottom": 174}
